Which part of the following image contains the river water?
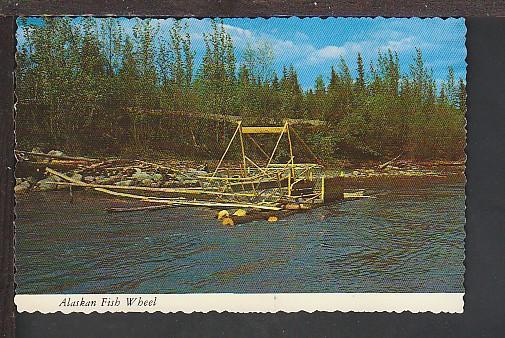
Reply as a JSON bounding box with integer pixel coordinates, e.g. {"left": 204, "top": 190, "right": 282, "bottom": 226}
{"left": 15, "top": 179, "right": 465, "bottom": 294}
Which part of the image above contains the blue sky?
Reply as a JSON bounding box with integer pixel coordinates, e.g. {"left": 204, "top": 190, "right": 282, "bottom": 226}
{"left": 17, "top": 17, "right": 466, "bottom": 90}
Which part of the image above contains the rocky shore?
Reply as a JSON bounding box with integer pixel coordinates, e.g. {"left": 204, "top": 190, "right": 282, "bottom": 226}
{"left": 14, "top": 148, "right": 465, "bottom": 194}
{"left": 15, "top": 149, "right": 209, "bottom": 194}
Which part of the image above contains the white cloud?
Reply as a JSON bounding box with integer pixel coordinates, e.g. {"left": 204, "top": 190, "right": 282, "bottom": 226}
{"left": 208, "top": 22, "right": 317, "bottom": 64}
{"left": 307, "top": 45, "right": 346, "bottom": 63}
{"left": 306, "top": 40, "right": 373, "bottom": 65}
{"left": 222, "top": 24, "right": 254, "bottom": 41}
{"left": 305, "top": 34, "right": 425, "bottom": 66}
{"left": 382, "top": 36, "right": 415, "bottom": 52}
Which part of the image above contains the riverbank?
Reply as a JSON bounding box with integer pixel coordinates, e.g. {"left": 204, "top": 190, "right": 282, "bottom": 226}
{"left": 14, "top": 148, "right": 465, "bottom": 194}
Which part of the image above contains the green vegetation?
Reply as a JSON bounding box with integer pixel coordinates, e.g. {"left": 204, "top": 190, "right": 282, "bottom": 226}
{"left": 16, "top": 18, "right": 466, "bottom": 161}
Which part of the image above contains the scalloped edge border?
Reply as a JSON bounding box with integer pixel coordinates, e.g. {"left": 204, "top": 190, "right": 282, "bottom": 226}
{"left": 13, "top": 17, "right": 467, "bottom": 316}
{"left": 15, "top": 293, "right": 464, "bottom": 314}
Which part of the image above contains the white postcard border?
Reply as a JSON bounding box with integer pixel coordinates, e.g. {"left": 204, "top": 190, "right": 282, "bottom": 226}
{"left": 15, "top": 293, "right": 464, "bottom": 313}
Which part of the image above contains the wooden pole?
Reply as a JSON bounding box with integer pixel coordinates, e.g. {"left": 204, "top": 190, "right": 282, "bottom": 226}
{"left": 44, "top": 168, "right": 281, "bottom": 211}
{"left": 45, "top": 168, "right": 255, "bottom": 197}
{"left": 48, "top": 181, "right": 256, "bottom": 197}
{"left": 238, "top": 122, "right": 247, "bottom": 177}
{"left": 286, "top": 124, "right": 295, "bottom": 178}
{"left": 289, "top": 126, "right": 323, "bottom": 165}
{"left": 321, "top": 175, "right": 325, "bottom": 203}
{"left": 287, "top": 170, "right": 292, "bottom": 197}
{"left": 106, "top": 205, "right": 172, "bottom": 213}
{"left": 213, "top": 122, "right": 241, "bottom": 177}
{"left": 244, "top": 155, "right": 272, "bottom": 177}
{"left": 266, "top": 123, "right": 286, "bottom": 167}
{"left": 92, "top": 187, "right": 282, "bottom": 211}
{"left": 246, "top": 134, "right": 270, "bottom": 159}
{"left": 142, "top": 197, "right": 282, "bottom": 210}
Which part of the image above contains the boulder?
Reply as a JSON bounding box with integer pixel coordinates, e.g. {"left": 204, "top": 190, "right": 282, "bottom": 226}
{"left": 47, "top": 150, "right": 64, "bottom": 157}
{"left": 37, "top": 175, "right": 62, "bottom": 191}
{"left": 140, "top": 178, "right": 153, "bottom": 186}
{"left": 181, "top": 179, "right": 199, "bottom": 186}
{"left": 115, "top": 180, "right": 133, "bottom": 186}
{"left": 70, "top": 173, "right": 83, "bottom": 182}
{"left": 132, "top": 171, "right": 152, "bottom": 181}
{"left": 95, "top": 176, "right": 111, "bottom": 184}
{"left": 14, "top": 181, "right": 31, "bottom": 194}
{"left": 191, "top": 170, "right": 208, "bottom": 176}
{"left": 152, "top": 173, "right": 163, "bottom": 181}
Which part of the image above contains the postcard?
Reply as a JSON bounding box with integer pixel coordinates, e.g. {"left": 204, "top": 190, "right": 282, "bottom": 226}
{"left": 14, "top": 17, "right": 466, "bottom": 313}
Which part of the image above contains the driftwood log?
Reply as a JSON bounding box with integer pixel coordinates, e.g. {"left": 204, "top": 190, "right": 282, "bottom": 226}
{"left": 105, "top": 205, "right": 173, "bottom": 213}
{"left": 377, "top": 153, "right": 403, "bottom": 169}
{"left": 45, "top": 168, "right": 282, "bottom": 211}
{"left": 15, "top": 150, "right": 99, "bottom": 162}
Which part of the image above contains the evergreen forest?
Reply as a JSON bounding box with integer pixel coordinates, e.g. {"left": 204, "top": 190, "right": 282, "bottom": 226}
{"left": 16, "top": 18, "right": 466, "bottom": 162}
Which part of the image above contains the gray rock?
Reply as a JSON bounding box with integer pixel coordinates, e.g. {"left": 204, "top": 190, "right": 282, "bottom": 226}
{"left": 37, "top": 175, "right": 62, "bottom": 191}
{"left": 15, "top": 181, "right": 31, "bottom": 194}
{"left": 47, "top": 150, "right": 64, "bottom": 157}
{"left": 95, "top": 176, "right": 112, "bottom": 184}
{"left": 70, "top": 173, "right": 83, "bottom": 182}
{"left": 152, "top": 173, "right": 163, "bottom": 181}
{"left": 179, "top": 179, "right": 199, "bottom": 186}
{"left": 141, "top": 178, "right": 153, "bottom": 186}
{"left": 83, "top": 176, "right": 95, "bottom": 183}
{"left": 191, "top": 170, "right": 208, "bottom": 176}
{"left": 132, "top": 171, "right": 152, "bottom": 181}
{"left": 115, "top": 180, "right": 133, "bottom": 186}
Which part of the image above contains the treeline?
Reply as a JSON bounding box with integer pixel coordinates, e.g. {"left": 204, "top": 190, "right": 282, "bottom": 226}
{"left": 16, "top": 17, "right": 466, "bottom": 161}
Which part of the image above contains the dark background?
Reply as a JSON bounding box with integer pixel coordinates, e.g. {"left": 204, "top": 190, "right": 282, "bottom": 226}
{"left": 1, "top": 0, "right": 505, "bottom": 17}
{"left": 1, "top": 2, "right": 505, "bottom": 337}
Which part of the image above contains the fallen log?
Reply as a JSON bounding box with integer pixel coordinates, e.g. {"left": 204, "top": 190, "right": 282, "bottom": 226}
{"left": 343, "top": 191, "right": 375, "bottom": 199}
{"left": 47, "top": 181, "right": 255, "bottom": 197}
{"left": 16, "top": 150, "right": 100, "bottom": 162}
{"left": 142, "top": 197, "right": 282, "bottom": 211}
{"left": 16, "top": 160, "right": 86, "bottom": 178}
{"left": 378, "top": 153, "right": 403, "bottom": 170}
{"left": 45, "top": 168, "right": 282, "bottom": 211}
{"left": 105, "top": 205, "right": 172, "bottom": 213}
